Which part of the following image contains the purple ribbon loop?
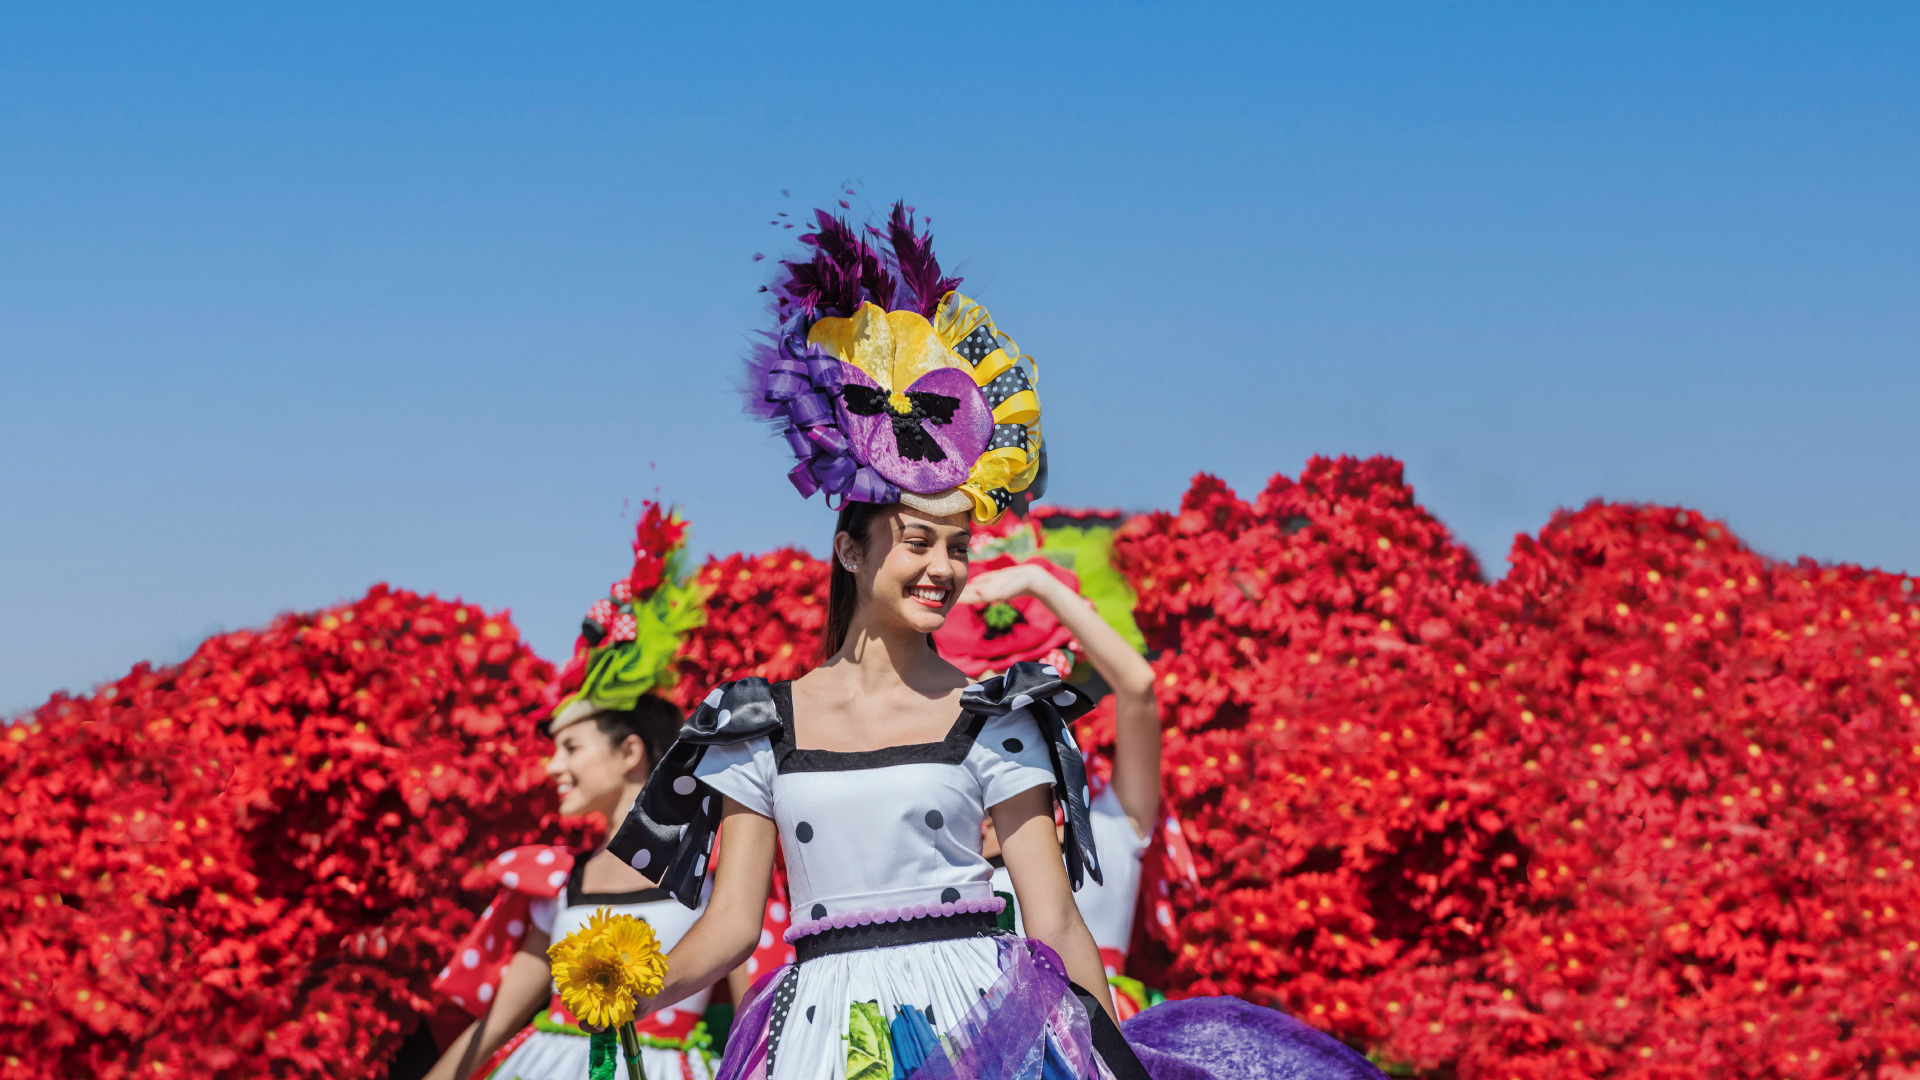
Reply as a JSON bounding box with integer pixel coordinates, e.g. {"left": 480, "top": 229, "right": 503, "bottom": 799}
{"left": 761, "top": 319, "right": 899, "bottom": 509}
{"left": 812, "top": 452, "right": 859, "bottom": 493}
{"left": 788, "top": 391, "right": 835, "bottom": 429}
{"left": 804, "top": 423, "right": 848, "bottom": 456}
{"left": 787, "top": 461, "right": 822, "bottom": 498}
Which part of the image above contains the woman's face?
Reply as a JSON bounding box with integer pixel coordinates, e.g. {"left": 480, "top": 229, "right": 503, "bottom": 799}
{"left": 841, "top": 506, "right": 972, "bottom": 637}
{"left": 545, "top": 719, "right": 647, "bottom": 819}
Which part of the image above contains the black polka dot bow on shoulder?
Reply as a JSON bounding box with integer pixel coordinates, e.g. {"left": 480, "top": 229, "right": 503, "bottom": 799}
{"left": 961, "top": 661, "right": 1103, "bottom": 890}
{"left": 607, "top": 678, "right": 782, "bottom": 909}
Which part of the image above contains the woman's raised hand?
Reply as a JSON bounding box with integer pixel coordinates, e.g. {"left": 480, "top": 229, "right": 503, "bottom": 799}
{"left": 955, "top": 562, "right": 1060, "bottom": 607}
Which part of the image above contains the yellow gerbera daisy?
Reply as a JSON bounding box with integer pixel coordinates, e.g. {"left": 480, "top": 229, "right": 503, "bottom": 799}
{"left": 548, "top": 907, "right": 669, "bottom": 1029}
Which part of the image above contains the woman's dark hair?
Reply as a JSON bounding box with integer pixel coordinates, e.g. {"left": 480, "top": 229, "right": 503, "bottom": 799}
{"left": 590, "top": 693, "right": 681, "bottom": 770}
{"left": 823, "top": 501, "right": 884, "bottom": 660}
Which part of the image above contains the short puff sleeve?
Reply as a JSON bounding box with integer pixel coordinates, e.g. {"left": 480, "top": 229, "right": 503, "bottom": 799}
{"left": 692, "top": 735, "right": 777, "bottom": 818}
{"left": 969, "top": 707, "right": 1058, "bottom": 809}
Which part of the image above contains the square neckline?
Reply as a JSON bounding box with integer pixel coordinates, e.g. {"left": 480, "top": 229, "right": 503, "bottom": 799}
{"left": 770, "top": 680, "right": 988, "bottom": 774}
{"left": 566, "top": 857, "right": 671, "bottom": 906}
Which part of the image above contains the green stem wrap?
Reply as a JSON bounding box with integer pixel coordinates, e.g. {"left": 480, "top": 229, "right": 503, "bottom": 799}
{"left": 586, "top": 1023, "right": 647, "bottom": 1080}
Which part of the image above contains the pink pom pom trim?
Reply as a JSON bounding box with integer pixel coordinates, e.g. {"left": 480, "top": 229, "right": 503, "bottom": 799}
{"left": 783, "top": 894, "right": 1006, "bottom": 944}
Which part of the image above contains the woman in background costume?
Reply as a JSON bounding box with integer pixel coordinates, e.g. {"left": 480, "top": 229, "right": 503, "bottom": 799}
{"left": 424, "top": 506, "right": 767, "bottom": 1080}
{"left": 938, "top": 526, "right": 1169, "bottom": 1019}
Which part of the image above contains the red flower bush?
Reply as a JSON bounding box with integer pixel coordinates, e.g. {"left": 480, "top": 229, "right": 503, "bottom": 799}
{"left": 666, "top": 548, "right": 829, "bottom": 710}
{"left": 1111, "top": 459, "right": 1515, "bottom": 1048}
{"left": 1114, "top": 460, "right": 1920, "bottom": 1078}
{"left": 1383, "top": 505, "right": 1920, "bottom": 1080}
{"left": 11, "top": 464, "right": 1920, "bottom": 1080}
{"left": 0, "top": 586, "right": 574, "bottom": 1080}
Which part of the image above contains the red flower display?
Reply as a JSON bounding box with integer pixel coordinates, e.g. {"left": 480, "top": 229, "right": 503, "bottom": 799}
{"left": 10, "top": 461, "right": 1920, "bottom": 1080}
{"left": 0, "top": 586, "right": 582, "bottom": 1080}
{"left": 1112, "top": 459, "right": 1920, "bottom": 1079}
{"left": 666, "top": 548, "right": 829, "bottom": 711}
{"left": 934, "top": 555, "right": 1082, "bottom": 678}
{"left": 1380, "top": 505, "right": 1920, "bottom": 1080}
{"left": 1111, "top": 459, "right": 1506, "bottom": 1052}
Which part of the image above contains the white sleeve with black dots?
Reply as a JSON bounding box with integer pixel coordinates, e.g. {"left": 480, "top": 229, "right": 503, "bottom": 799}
{"left": 969, "top": 708, "right": 1058, "bottom": 809}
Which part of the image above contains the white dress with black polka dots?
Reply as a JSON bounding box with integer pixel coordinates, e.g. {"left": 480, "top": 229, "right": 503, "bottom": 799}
{"left": 692, "top": 681, "right": 1060, "bottom": 1080}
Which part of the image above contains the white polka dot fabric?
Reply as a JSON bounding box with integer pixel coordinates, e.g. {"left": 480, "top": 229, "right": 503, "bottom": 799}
{"left": 694, "top": 708, "right": 1055, "bottom": 923}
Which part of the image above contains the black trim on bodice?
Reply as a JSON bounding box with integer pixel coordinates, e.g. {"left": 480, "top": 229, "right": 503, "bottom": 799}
{"left": 606, "top": 663, "right": 1100, "bottom": 909}
{"left": 769, "top": 679, "right": 989, "bottom": 773}
{"left": 564, "top": 859, "right": 672, "bottom": 908}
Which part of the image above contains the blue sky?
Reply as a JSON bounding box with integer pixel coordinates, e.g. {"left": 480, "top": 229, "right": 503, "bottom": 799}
{"left": 4, "top": 5, "right": 1917, "bottom": 713}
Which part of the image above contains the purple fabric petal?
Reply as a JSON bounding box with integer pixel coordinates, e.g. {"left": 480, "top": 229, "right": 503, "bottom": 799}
{"left": 840, "top": 363, "right": 991, "bottom": 495}
{"left": 905, "top": 938, "right": 1101, "bottom": 1080}
{"left": 1121, "top": 996, "right": 1388, "bottom": 1080}
{"left": 715, "top": 965, "right": 788, "bottom": 1080}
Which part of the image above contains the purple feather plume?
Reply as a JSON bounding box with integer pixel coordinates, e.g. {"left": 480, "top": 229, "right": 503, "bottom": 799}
{"left": 773, "top": 201, "right": 969, "bottom": 321}
{"left": 887, "top": 201, "right": 963, "bottom": 317}
{"left": 780, "top": 209, "right": 897, "bottom": 318}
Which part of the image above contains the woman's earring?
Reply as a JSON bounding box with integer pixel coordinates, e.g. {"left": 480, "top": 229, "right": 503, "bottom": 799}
{"left": 841, "top": 556, "right": 858, "bottom": 572}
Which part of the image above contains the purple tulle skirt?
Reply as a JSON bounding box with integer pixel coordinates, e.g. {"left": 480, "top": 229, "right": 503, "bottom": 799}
{"left": 717, "top": 935, "right": 1383, "bottom": 1080}
{"left": 1123, "top": 996, "right": 1386, "bottom": 1080}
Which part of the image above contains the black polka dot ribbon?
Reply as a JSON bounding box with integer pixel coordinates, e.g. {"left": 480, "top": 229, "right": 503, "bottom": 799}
{"left": 606, "top": 678, "right": 784, "bottom": 909}
{"left": 960, "top": 662, "right": 1102, "bottom": 890}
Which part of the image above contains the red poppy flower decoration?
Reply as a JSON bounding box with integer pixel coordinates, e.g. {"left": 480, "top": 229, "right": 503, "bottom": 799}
{"left": 934, "top": 554, "right": 1080, "bottom": 677}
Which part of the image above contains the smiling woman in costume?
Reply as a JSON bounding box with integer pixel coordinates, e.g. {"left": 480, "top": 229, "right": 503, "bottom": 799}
{"left": 596, "top": 203, "right": 1388, "bottom": 1080}
{"left": 421, "top": 506, "right": 726, "bottom": 1080}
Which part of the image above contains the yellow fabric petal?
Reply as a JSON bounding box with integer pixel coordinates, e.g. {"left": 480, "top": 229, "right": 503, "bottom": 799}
{"left": 807, "top": 303, "right": 896, "bottom": 388}
{"left": 882, "top": 308, "right": 966, "bottom": 390}
{"left": 808, "top": 303, "right": 970, "bottom": 392}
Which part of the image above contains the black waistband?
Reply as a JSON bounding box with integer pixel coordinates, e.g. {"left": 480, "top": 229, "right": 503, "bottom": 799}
{"left": 792, "top": 910, "right": 1003, "bottom": 963}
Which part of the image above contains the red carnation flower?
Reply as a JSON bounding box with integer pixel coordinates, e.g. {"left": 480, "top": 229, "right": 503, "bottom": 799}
{"left": 934, "top": 555, "right": 1079, "bottom": 677}
{"left": 627, "top": 502, "right": 688, "bottom": 602}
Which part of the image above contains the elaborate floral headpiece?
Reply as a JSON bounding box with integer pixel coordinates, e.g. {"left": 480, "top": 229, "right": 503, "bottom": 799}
{"left": 546, "top": 503, "right": 707, "bottom": 727}
{"left": 746, "top": 201, "right": 1047, "bottom": 522}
